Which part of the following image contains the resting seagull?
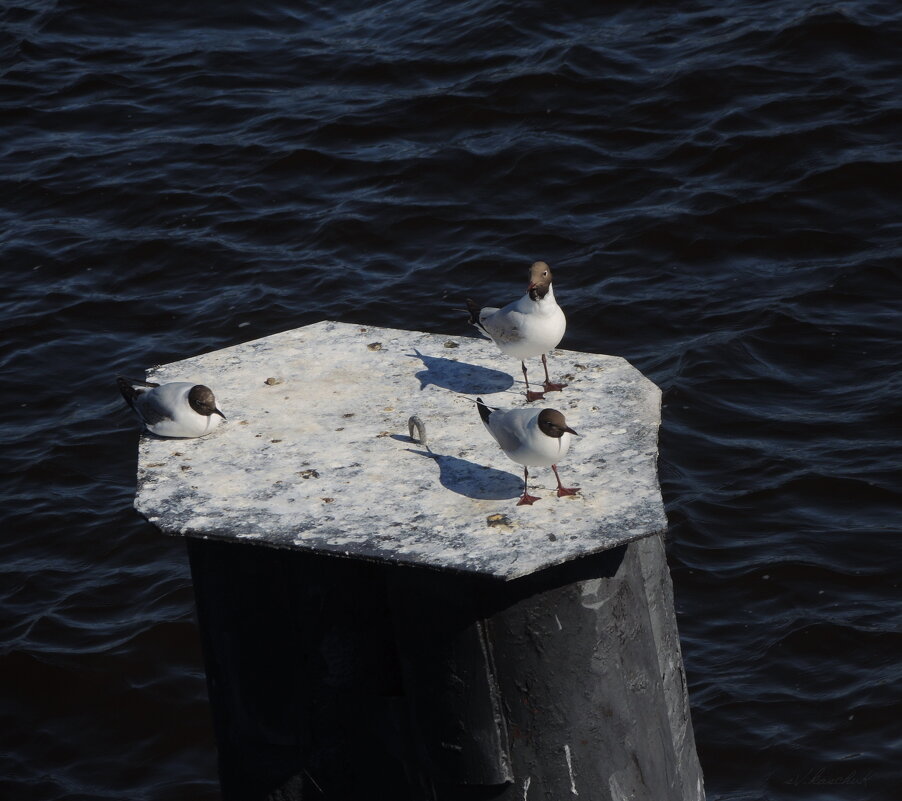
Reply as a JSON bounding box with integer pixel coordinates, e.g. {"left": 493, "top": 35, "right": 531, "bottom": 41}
{"left": 467, "top": 261, "right": 567, "bottom": 402}
{"left": 117, "top": 377, "right": 226, "bottom": 438}
{"left": 477, "top": 396, "right": 579, "bottom": 506}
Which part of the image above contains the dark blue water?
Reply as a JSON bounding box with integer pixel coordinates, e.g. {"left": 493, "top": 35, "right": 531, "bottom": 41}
{"left": 2, "top": 1, "right": 900, "bottom": 798}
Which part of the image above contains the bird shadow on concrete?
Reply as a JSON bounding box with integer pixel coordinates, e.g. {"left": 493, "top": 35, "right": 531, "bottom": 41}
{"left": 392, "top": 436, "right": 521, "bottom": 500}
{"left": 407, "top": 349, "right": 513, "bottom": 394}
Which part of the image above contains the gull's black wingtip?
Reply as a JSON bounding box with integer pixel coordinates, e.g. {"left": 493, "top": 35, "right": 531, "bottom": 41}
{"left": 117, "top": 376, "right": 159, "bottom": 406}
{"left": 476, "top": 396, "right": 493, "bottom": 425}
{"left": 116, "top": 375, "right": 136, "bottom": 399}
{"left": 465, "top": 298, "right": 482, "bottom": 326}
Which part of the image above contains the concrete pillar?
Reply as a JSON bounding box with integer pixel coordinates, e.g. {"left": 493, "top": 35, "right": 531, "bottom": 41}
{"left": 133, "top": 321, "right": 705, "bottom": 801}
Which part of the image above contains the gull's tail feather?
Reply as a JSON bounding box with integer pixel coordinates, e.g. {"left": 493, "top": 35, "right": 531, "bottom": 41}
{"left": 117, "top": 376, "right": 159, "bottom": 409}
{"left": 476, "top": 396, "right": 495, "bottom": 426}
{"left": 466, "top": 298, "right": 489, "bottom": 335}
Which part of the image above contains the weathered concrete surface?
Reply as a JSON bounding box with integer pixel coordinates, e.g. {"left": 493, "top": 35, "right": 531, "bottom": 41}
{"left": 135, "top": 320, "right": 666, "bottom": 580}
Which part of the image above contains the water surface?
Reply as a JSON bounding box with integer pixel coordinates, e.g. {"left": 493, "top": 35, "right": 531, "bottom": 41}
{"left": 1, "top": 1, "right": 900, "bottom": 798}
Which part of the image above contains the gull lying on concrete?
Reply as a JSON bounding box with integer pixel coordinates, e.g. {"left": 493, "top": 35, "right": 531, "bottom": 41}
{"left": 117, "top": 377, "right": 226, "bottom": 438}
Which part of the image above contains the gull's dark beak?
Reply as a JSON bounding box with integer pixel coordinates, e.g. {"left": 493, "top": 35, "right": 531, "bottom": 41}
{"left": 564, "top": 425, "right": 579, "bottom": 436}
{"left": 215, "top": 409, "right": 227, "bottom": 420}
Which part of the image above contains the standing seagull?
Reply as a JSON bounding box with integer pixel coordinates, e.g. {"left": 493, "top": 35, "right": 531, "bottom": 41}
{"left": 467, "top": 261, "right": 567, "bottom": 402}
{"left": 477, "top": 397, "right": 580, "bottom": 506}
{"left": 117, "top": 377, "right": 226, "bottom": 438}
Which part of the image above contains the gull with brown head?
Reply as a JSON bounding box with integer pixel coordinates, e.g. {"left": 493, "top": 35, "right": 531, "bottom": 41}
{"left": 467, "top": 261, "right": 568, "bottom": 402}
{"left": 476, "top": 396, "right": 580, "bottom": 506}
{"left": 117, "top": 376, "right": 226, "bottom": 438}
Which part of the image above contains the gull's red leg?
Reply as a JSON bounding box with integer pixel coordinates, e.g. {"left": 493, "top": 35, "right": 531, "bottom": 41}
{"left": 541, "top": 353, "right": 567, "bottom": 393}
{"left": 551, "top": 464, "right": 579, "bottom": 497}
{"left": 523, "top": 361, "right": 545, "bottom": 402}
{"left": 517, "top": 466, "right": 541, "bottom": 505}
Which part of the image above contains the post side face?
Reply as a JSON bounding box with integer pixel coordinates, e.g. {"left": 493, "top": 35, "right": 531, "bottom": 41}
{"left": 134, "top": 321, "right": 666, "bottom": 580}
{"left": 488, "top": 536, "right": 706, "bottom": 801}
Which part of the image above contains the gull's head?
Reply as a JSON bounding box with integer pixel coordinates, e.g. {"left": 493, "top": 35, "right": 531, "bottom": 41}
{"left": 527, "top": 261, "right": 552, "bottom": 300}
{"left": 537, "top": 408, "right": 578, "bottom": 438}
{"left": 189, "top": 385, "right": 226, "bottom": 420}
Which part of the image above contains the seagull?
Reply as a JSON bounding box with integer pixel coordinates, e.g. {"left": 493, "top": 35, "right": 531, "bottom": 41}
{"left": 117, "top": 377, "right": 226, "bottom": 438}
{"left": 476, "top": 397, "right": 580, "bottom": 506}
{"left": 467, "top": 260, "right": 567, "bottom": 402}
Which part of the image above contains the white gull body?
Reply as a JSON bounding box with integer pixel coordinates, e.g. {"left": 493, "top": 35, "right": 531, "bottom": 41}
{"left": 118, "top": 378, "right": 225, "bottom": 438}
{"left": 468, "top": 261, "right": 568, "bottom": 401}
{"left": 474, "top": 283, "right": 566, "bottom": 361}
{"left": 477, "top": 397, "right": 579, "bottom": 505}
{"left": 480, "top": 405, "right": 573, "bottom": 467}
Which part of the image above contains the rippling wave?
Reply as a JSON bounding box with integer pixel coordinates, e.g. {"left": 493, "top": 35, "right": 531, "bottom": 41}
{"left": 1, "top": 1, "right": 900, "bottom": 798}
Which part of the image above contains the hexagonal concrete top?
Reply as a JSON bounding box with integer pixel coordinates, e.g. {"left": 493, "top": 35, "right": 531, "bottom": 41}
{"left": 134, "top": 321, "right": 665, "bottom": 581}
